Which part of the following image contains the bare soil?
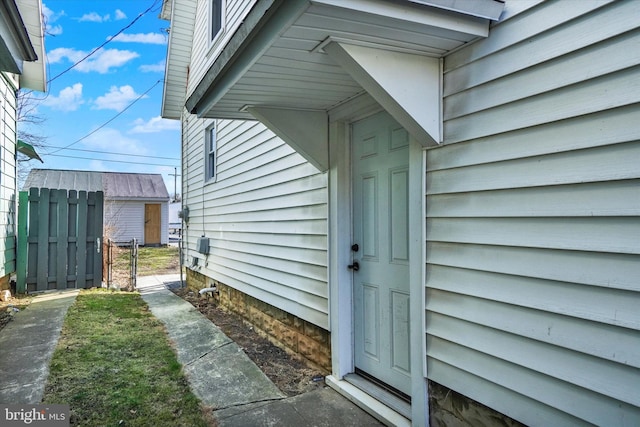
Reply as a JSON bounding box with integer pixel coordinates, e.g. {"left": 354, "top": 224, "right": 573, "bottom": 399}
{"left": 0, "top": 293, "right": 31, "bottom": 332}
{"left": 170, "top": 287, "right": 327, "bottom": 397}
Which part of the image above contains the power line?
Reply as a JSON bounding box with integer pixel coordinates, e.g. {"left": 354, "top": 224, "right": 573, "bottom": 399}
{"left": 47, "top": 0, "right": 162, "bottom": 84}
{"left": 23, "top": 0, "right": 162, "bottom": 101}
{"left": 48, "top": 79, "right": 163, "bottom": 155}
{"left": 45, "top": 153, "right": 178, "bottom": 168}
{"left": 45, "top": 145, "right": 179, "bottom": 160}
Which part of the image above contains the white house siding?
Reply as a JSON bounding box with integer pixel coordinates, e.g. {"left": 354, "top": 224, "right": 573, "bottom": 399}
{"left": 426, "top": 1, "right": 640, "bottom": 426}
{"left": 187, "top": 0, "right": 257, "bottom": 97}
{"left": 0, "top": 75, "right": 17, "bottom": 278}
{"left": 183, "top": 115, "right": 329, "bottom": 329}
{"left": 105, "top": 200, "right": 169, "bottom": 245}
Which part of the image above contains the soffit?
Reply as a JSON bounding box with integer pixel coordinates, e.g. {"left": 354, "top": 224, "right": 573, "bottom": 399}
{"left": 187, "top": 0, "right": 503, "bottom": 120}
{"left": 16, "top": 0, "right": 47, "bottom": 91}
{"left": 0, "top": 0, "right": 37, "bottom": 75}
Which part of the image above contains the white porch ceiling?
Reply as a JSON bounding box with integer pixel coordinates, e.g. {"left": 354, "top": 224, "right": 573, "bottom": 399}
{"left": 187, "top": 0, "right": 503, "bottom": 120}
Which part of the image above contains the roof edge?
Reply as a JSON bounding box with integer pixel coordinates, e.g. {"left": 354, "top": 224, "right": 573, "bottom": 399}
{"left": 185, "top": 0, "right": 290, "bottom": 115}
{"left": 407, "top": 0, "right": 504, "bottom": 21}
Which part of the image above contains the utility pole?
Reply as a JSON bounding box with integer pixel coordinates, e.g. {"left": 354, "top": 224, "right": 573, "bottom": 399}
{"left": 169, "top": 167, "right": 180, "bottom": 202}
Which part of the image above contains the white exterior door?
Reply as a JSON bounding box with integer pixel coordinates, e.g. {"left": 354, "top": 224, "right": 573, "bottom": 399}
{"left": 352, "top": 111, "right": 411, "bottom": 396}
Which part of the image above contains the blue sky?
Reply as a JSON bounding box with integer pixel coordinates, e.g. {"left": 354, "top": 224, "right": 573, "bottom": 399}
{"left": 21, "top": 0, "right": 180, "bottom": 195}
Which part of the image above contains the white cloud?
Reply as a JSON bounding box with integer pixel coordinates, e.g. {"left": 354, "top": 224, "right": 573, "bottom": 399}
{"left": 130, "top": 116, "right": 180, "bottom": 134}
{"left": 78, "top": 12, "right": 109, "bottom": 22}
{"left": 82, "top": 128, "right": 147, "bottom": 156}
{"left": 42, "top": 4, "right": 65, "bottom": 35}
{"left": 139, "top": 61, "right": 165, "bottom": 73}
{"left": 47, "top": 47, "right": 139, "bottom": 74}
{"left": 43, "top": 4, "right": 64, "bottom": 22}
{"left": 94, "top": 85, "right": 145, "bottom": 111}
{"left": 47, "top": 47, "right": 79, "bottom": 63}
{"left": 42, "top": 83, "right": 84, "bottom": 112}
{"left": 110, "top": 33, "right": 167, "bottom": 45}
{"left": 77, "top": 9, "right": 125, "bottom": 23}
{"left": 47, "top": 25, "right": 63, "bottom": 36}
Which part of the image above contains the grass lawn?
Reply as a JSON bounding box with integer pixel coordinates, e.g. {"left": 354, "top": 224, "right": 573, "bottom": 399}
{"left": 109, "top": 245, "right": 181, "bottom": 288}
{"left": 42, "top": 289, "right": 213, "bottom": 426}
{"left": 112, "top": 245, "right": 181, "bottom": 277}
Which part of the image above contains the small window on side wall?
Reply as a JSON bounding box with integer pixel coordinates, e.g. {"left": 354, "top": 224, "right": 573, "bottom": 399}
{"left": 210, "top": 0, "right": 224, "bottom": 43}
{"left": 205, "top": 124, "right": 217, "bottom": 182}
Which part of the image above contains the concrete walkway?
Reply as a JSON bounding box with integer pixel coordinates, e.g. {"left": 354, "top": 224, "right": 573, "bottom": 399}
{"left": 0, "top": 276, "right": 383, "bottom": 425}
{"left": 0, "top": 289, "right": 79, "bottom": 403}
{"left": 138, "top": 274, "right": 383, "bottom": 427}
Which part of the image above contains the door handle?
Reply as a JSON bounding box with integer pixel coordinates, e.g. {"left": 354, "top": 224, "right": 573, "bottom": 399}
{"left": 347, "top": 261, "right": 360, "bottom": 271}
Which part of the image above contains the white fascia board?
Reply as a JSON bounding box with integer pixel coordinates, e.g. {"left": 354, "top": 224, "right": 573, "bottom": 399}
{"left": 312, "top": 0, "right": 490, "bottom": 37}
{"left": 17, "top": 0, "right": 46, "bottom": 91}
{"left": 325, "top": 41, "right": 442, "bottom": 147}
{"left": 162, "top": 0, "right": 196, "bottom": 119}
{"left": 408, "top": 0, "right": 505, "bottom": 21}
{"left": 247, "top": 106, "right": 329, "bottom": 171}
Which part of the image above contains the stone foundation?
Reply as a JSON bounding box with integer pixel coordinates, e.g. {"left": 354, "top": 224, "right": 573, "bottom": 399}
{"left": 429, "top": 381, "right": 524, "bottom": 427}
{"left": 186, "top": 271, "right": 523, "bottom": 426}
{"left": 186, "top": 268, "right": 331, "bottom": 371}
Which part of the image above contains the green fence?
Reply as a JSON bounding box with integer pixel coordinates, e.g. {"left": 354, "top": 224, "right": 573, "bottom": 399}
{"left": 16, "top": 188, "right": 104, "bottom": 293}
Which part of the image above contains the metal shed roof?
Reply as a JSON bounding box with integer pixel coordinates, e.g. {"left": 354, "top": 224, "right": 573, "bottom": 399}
{"left": 23, "top": 169, "right": 170, "bottom": 201}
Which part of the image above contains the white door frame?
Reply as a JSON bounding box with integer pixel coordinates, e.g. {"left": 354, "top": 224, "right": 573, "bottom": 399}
{"left": 326, "top": 94, "right": 428, "bottom": 426}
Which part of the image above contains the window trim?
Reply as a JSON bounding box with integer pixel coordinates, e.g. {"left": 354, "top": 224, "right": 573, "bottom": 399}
{"left": 205, "top": 123, "right": 217, "bottom": 183}
{"left": 209, "top": 0, "right": 225, "bottom": 46}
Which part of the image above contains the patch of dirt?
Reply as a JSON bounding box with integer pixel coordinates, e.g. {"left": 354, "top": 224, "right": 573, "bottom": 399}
{"left": 0, "top": 292, "right": 32, "bottom": 332}
{"left": 171, "top": 287, "right": 327, "bottom": 397}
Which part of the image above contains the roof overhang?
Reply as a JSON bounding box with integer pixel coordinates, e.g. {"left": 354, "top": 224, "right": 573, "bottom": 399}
{"left": 17, "top": 139, "right": 43, "bottom": 162}
{"left": 160, "top": 0, "right": 196, "bottom": 119}
{"left": 0, "top": 0, "right": 37, "bottom": 74}
{"left": 0, "top": 0, "right": 47, "bottom": 91}
{"left": 185, "top": 0, "right": 503, "bottom": 169}
{"left": 16, "top": 0, "right": 47, "bottom": 91}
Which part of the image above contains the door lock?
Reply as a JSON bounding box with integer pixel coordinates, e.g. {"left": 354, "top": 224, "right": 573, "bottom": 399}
{"left": 347, "top": 261, "right": 360, "bottom": 271}
{"left": 351, "top": 244, "right": 359, "bottom": 252}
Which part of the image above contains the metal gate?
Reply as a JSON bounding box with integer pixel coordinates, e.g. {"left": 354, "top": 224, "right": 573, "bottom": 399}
{"left": 16, "top": 188, "right": 104, "bottom": 293}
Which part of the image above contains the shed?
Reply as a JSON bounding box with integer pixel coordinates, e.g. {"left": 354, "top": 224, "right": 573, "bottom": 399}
{"left": 23, "top": 169, "right": 170, "bottom": 245}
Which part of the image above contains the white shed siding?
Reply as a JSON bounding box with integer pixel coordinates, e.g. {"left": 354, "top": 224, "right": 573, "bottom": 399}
{"left": 187, "top": 0, "right": 257, "bottom": 98}
{"left": 105, "top": 200, "right": 169, "bottom": 245}
{"left": 427, "top": 1, "right": 640, "bottom": 425}
{"left": 183, "top": 115, "right": 329, "bottom": 328}
{"left": 0, "top": 76, "right": 17, "bottom": 277}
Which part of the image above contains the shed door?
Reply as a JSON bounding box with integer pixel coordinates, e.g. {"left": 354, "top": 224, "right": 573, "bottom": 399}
{"left": 352, "top": 111, "right": 411, "bottom": 395}
{"left": 144, "top": 204, "right": 161, "bottom": 245}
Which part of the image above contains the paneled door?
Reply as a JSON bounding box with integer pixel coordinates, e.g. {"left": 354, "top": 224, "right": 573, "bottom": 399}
{"left": 352, "top": 111, "right": 411, "bottom": 395}
{"left": 144, "top": 204, "right": 161, "bottom": 245}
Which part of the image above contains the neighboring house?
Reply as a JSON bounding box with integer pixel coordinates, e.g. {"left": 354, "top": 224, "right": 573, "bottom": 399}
{"left": 161, "top": 1, "right": 640, "bottom": 426}
{"left": 23, "top": 170, "right": 170, "bottom": 246}
{"left": 0, "top": 0, "right": 46, "bottom": 291}
{"left": 168, "top": 201, "right": 182, "bottom": 237}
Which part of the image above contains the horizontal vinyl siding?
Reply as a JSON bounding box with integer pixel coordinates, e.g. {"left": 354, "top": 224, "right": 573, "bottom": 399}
{"left": 428, "top": 1, "right": 640, "bottom": 426}
{"left": 187, "top": 0, "right": 257, "bottom": 98}
{"left": 106, "top": 201, "right": 169, "bottom": 245}
{"left": 183, "top": 116, "right": 329, "bottom": 329}
{"left": 0, "top": 79, "right": 16, "bottom": 277}
{"left": 105, "top": 201, "right": 144, "bottom": 243}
